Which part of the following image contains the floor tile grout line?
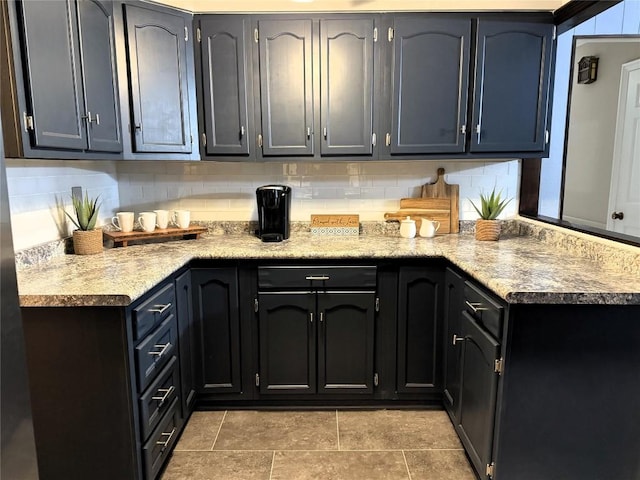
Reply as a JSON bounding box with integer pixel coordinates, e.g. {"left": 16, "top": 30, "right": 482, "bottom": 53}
{"left": 209, "top": 410, "right": 227, "bottom": 451}
{"left": 268, "top": 450, "right": 276, "bottom": 480}
{"left": 402, "top": 450, "right": 413, "bottom": 480}
{"left": 335, "top": 410, "right": 341, "bottom": 451}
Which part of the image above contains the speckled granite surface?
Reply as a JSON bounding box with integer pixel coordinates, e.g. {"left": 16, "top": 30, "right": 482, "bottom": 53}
{"left": 15, "top": 222, "right": 640, "bottom": 307}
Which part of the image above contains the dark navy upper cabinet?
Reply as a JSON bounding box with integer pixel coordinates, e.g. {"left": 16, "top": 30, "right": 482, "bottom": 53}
{"left": 470, "top": 19, "right": 553, "bottom": 153}
{"left": 15, "top": 0, "right": 121, "bottom": 153}
{"left": 124, "top": 4, "right": 192, "bottom": 154}
{"left": 320, "top": 18, "right": 375, "bottom": 156}
{"left": 197, "top": 16, "right": 251, "bottom": 157}
{"left": 256, "top": 19, "right": 314, "bottom": 157}
{"left": 389, "top": 16, "right": 471, "bottom": 155}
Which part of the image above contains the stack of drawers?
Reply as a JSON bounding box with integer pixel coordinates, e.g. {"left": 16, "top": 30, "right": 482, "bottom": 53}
{"left": 132, "top": 282, "right": 183, "bottom": 479}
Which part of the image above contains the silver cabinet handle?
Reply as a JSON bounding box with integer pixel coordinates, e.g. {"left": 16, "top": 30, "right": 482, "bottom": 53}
{"left": 452, "top": 334, "right": 465, "bottom": 345}
{"left": 323, "top": 127, "right": 327, "bottom": 139}
{"left": 307, "top": 127, "right": 311, "bottom": 139}
{"left": 94, "top": 113, "right": 100, "bottom": 126}
{"left": 149, "top": 303, "right": 172, "bottom": 314}
{"left": 151, "top": 386, "right": 175, "bottom": 406}
{"left": 319, "top": 312, "right": 324, "bottom": 323}
{"left": 240, "top": 125, "right": 245, "bottom": 137}
{"left": 82, "top": 112, "right": 93, "bottom": 124}
{"left": 385, "top": 133, "right": 391, "bottom": 146}
{"left": 460, "top": 125, "right": 466, "bottom": 135}
{"left": 258, "top": 134, "right": 263, "bottom": 147}
{"left": 156, "top": 427, "right": 176, "bottom": 450}
{"left": 305, "top": 275, "right": 330, "bottom": 281}
{"left": 149, "top": 342, "right": 171, "bottom": 357}
{"left": 465, "top": 300, "right": 488, "bottom": 313}
{"left": 372, "top": 133, "right": 377, "bottom": 146}
{"left": 309, "top": 312, "right": 314, "bottom": 324}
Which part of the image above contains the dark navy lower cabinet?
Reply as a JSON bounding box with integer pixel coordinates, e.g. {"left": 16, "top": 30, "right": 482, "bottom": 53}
{"left": 443, "top": 267, "right": 465, "bottom": 420}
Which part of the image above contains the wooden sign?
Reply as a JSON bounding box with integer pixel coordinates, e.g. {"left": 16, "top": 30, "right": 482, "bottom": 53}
{"left": 310, "top": 214, "right": 359, "bottom": 236}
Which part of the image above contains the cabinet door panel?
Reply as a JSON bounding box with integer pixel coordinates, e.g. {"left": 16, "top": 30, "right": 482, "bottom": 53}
{"left": 125, "top": 5, "right": 191, "bottom": 153}
{"left": 20, "top": 0, "right": 86, "bottom": 150}
{"left": 258, "top": 292, "right": 315, "bottom": 393}
{"left": 391, "top": 17, "right": 470, "bottom": 154}
{"left": 443, "top": 267, "right": 465, "bottom": 419}
{"left": 318, "top": 292, "right": 375, "bottom": 393}
{"left": 397, "top": 267, "right": 443, "bottom": 393}
{"left": 77, "top": 0, "right": 121, "bottom": 152}
{"left": 258, "top": 19, "right": 313, "bottom": 156}
{"left": 192, "top": 269, "right": 241, "bottom": 394}
{"left": 200, "top": 17, "right": 250, "bottom": 155}
{"left": 320, "top": 19, "right": 374, "bottom": 155}
{"left": 471, "top": 20, "right": 553, "bottom": 152}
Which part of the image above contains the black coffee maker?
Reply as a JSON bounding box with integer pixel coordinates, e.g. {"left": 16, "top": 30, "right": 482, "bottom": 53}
{"left": 256, "top": 185, "right": 292, "bottom": 242}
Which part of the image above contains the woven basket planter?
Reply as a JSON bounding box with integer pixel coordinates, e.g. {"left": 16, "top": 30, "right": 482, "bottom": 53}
{"left": 475, "top": 219, "right": 501, "bottom": 241}
{"left": 72, "top": 228, "right": 103, "bottom": 255}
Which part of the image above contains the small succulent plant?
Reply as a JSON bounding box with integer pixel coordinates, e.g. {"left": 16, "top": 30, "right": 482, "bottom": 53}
{"left": 470, "top": 188, "right": 512, "bottom": 220}
{"left": 65, "top": 192, "right": 100, "bottom": 231}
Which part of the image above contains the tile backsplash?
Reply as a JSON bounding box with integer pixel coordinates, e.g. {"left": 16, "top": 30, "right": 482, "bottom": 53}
{"left": 5, "top": 158, "right": 520, "bottom": 250}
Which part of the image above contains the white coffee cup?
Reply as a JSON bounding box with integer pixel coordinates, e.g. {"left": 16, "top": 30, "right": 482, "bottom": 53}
{"left": 154, "top": 209, "right": 170, "bottom": 229}
{"left": 172, "top": 210, "right": 190, "bottom": 229}
{"left": 419, "top": 219, "right": 441, "bottom": 238}
{"left": 112, "top": 212, "right": 134, "bottom": 233}
{"left": 138, "top": 212, "right": 157, "bottom": 233}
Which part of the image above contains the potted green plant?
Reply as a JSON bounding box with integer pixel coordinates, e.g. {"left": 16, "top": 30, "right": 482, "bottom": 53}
{"left": 470, "top": 188, "right": 512, "bottom": 241}
{"left": 65, "top": 192, "right": 103, "bottom": 254}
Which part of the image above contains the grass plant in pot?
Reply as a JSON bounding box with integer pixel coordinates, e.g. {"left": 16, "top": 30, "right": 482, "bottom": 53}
{"left": 470, "top": 188, "right": 512, "bottom": 241}
{"left": 66, "top": 192, "right": 103, "bottom": 254}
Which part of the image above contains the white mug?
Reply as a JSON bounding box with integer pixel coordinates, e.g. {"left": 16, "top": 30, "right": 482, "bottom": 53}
{"left": 173, "top": 210, "right": 190, "bottom": 229}
{"left": 138, "top": 212, "right": 157, "bottom": 233}
{"left": 111, "top": 212, "right": 134, "bottom": 233}
{"left": 154, "top": 209, "right": 170, "bottom": 229}
{"left": 419, "top": 219, "right": 441, "bottom": 238}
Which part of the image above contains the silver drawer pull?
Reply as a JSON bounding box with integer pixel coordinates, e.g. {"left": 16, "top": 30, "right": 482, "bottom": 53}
{"left": 452, "top": 334, "right": 465, "bottom": 345}
{"left": 305, "top": 275, "right": 330, "bottom": 281}
{"left": 149, "top": 303, "right": 172, "bottom": 314}
{"left": 149, "top": 342, "right": 171, "bottom": 358}
{"left": 151, "top": 386, "right": 175, "bottom": 406}
{"left": 156, "top": 427, "right": 176, "bottom": 450}
{"left": 465, "top": 300, "right": 488, "bottom": 313}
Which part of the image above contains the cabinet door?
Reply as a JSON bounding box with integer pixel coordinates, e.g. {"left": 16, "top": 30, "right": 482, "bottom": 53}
{"left": 19, "top": 0, "right": 86, "bottom": 150}
{"left": 320, "top": 19, "right": 374, "bottom": 156}
{"left": 125, "top": 4, "right": 191, "bottom": 153}
{"left": 258, "top": 292, "right": 316, "bottom": 394}
{"left": 390, "top": 17, "right": 471, "bottom": 154}
{"left": 77, "top": 0, "right": 121, "bottom": 153}
{"left": 443, "top": 267, "right": 465, "bottom": 420}
{"left": 191, "top": 268, "right": 242, "bottom": 394}
{"left": 458, "top": 311, "right": 500, "bottom": 479}
{"left": 317, "top": 291, "right": 375, "bottom": 394}
{"left": 199, "top": 16, "right": 250, "bottom": 156}
{"left": 471, "top": 20, "right": 553, "bottom": 152}
{"left": 396, "top": 267, "right": 443, "bottom": 394}
{"left": 175, "top": 270, "right": 196, "bottom": 416}
{"left": 257, "top": 19, "right": 314, "bottom": 156}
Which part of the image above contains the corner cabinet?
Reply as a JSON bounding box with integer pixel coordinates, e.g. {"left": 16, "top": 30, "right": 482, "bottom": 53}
{"left": 3, "top": 0, "right": 122, "bottom": 157}
{"left": 470, "top": 19, "right": 554, "bottom": 153}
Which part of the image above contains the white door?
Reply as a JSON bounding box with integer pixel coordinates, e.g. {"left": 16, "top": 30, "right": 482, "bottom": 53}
{"left": 607, "top": 59, "right": 640, "bottom": 236}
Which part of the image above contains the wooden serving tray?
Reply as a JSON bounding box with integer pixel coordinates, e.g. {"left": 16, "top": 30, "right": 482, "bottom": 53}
{"left": 104, "top": 226, "right": 207, "bottom": 247}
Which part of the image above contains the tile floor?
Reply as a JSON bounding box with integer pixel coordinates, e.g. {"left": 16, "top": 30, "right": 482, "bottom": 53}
{"left": 160, "top": 409, "right": 477, "bottom": 480}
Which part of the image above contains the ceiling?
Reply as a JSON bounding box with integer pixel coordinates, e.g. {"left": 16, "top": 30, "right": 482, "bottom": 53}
{"left": 150, "top": 0, "right": 572, "bottom": 14}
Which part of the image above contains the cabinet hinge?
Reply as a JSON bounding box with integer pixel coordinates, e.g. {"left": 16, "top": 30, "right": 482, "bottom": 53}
{"left": 373, "top": 373, "right": 379, "bottom": 387}
{"left": 373, "top": 27, "right": 378, "bottom": 42}
{"left": 196, "top": 27, "right": 201, "bottom": 43}
{"left": 494, "top": 358, "right": 503, "bottom": 375}
{"left": 375, "top": 297, "right": 380, "bottom": 312}
{"left": 388, "top": 27, "right": 394, "bottom": 42}
{"left": 255, "top": 373, "right": 260, "bottom": 387}
{"left": 545, "top": 130, "right": 550, "bottom": 145}
{"left": 254, "top": 28, "right": 259, "bottom": 43}
{"left": 486, "top": 462, "right": 495, "bottom": 478}
{"left": 23, "top": 112, "right": 34, "bottom": 131}
{"left": 201, "top": 133, "right": 207, "bottom": 147}
{"left": 184, "top": 26, "right": 188, "bottom": 42}
{"left": 254, "top": 298, "right": 259, "bottom": 313}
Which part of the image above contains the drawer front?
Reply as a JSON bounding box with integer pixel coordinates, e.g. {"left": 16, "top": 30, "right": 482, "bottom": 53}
{"left": 139, "top": 356, "right": 180, "bottom": 441}
{"left": 133, "top": 282, "right": 176, "bottom": 341}
{"left": 258, "top": 266, "right": 377, "bottom": 289}
{"left": 136, "top": 314, "right": 178, "bottom": 392}
{"left": 464, "top": 282, "right": 504, "bottom": 339}
{"left": 143, "top": 397, "right": 181, "bottom": 480}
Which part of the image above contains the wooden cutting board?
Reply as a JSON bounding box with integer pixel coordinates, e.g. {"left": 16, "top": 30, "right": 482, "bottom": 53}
{"left": 384, "top": 197, "right": 452, "bottom": 233}
{"left": 420, "top": 168, "right": 459, "bottom": 233}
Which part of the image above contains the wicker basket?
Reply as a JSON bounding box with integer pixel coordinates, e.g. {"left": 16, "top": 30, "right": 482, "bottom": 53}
{"left": 475, "top": 219, "right": 501, "bottom": 241}
{"left": 72, "top": 228, "right": 104, "bottom": 255}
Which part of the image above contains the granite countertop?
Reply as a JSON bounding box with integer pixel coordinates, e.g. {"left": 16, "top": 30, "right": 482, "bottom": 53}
{"left": 16, "top": 231, "right": 640, "bottom": 307}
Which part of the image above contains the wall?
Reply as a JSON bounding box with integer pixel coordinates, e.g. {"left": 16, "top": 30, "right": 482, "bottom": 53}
{"left": 538, "top": 0, "right": 640, "bottom": 218}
